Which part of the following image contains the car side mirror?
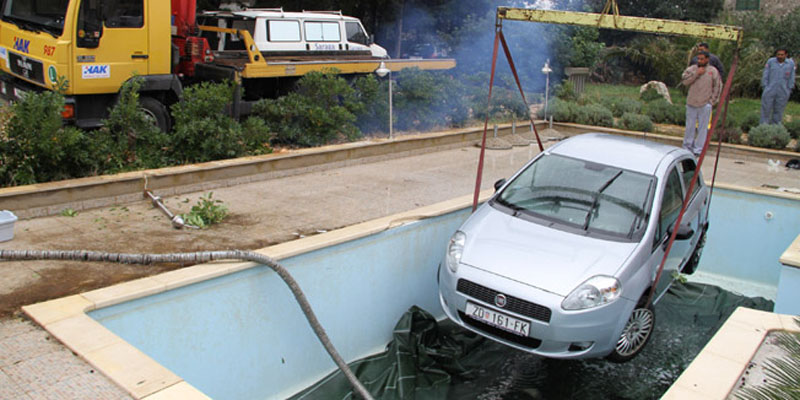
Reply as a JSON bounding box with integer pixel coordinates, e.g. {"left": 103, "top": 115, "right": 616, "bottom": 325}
{"left": 667, "top": 223, "right": 694, "bottom": 241}
{"left": 494, "top": 179, "right": 506, "bottom": 192}
{"left": 368, "top": 34, "right": 375, "bottom": 45}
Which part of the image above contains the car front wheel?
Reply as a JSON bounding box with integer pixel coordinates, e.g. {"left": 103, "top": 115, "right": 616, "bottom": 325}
{"left": 607, "top": 301, "right": 655, "bottom": 363}
{"left": 682, "top": 229, "right": 706, "bottom": 275}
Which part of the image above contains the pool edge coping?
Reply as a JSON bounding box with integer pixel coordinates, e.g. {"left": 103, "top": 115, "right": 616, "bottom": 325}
{"left": 662, "top": 307, "right": 800, "bottom": 399}
{"left": 21, "top": 190, "right": 492, "bottom": 399}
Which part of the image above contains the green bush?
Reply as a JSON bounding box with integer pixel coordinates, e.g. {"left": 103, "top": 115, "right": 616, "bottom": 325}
{"left": 554, "top": 80, "right": 579, "bottom": 103}
{"left": 253, "top": 71, "right": 361, "bottom": 147}
{"left": 575, "top": 104, "right": 614, "bottom": 127}
{"left": 180, "top": 192, "right": 228, "bottom": 228}
{"left": 740, "top": 112, "right": 761, "bottom": 133}
{"left": 394, "top": 69, "right": 472, "bottom": 131}
{"left": 618, "top": 113, "right": 653, "bottom": 132}
{"left": 170, "top": 81, "right": 248, "bottom": 162}
{"left": 100, "top": 78, "right": 169, "bottom": 171}
{"left": 640, "top": 87, "right": 663, "bottom": 103}
{"left": 603, "top": 97, "right": 643, "bottom": 118}
{"left": 644, "top": 99, "right": 685, "bottom": 125}
{"left": 542, "top": 99, "right": 579, "bottom": 122}
{"left": 0, "top": 91, "right": 102, "bottom": 186}
{"left": 784, "top": 120, "right": 800, "bottom": 139}
{"left": 713, "top": 117, "right": 742, "bottom": 144}
{"left": 748, "top": 124, "right": 791, "bottom": 149}
{"left": 240, "top": 116, "right": 273, "bottom": 155}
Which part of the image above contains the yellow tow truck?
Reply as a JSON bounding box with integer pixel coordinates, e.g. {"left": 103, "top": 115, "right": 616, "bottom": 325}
{"left": 0, "top": 0, "right": 455, "bottom": 131}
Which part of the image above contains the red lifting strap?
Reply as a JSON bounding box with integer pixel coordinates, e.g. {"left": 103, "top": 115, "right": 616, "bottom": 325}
{"left": 646, "top": 52, "right": 739, "bottom": 307}
{"left": 472, "top": 28, "right": 545, "bottom": 212}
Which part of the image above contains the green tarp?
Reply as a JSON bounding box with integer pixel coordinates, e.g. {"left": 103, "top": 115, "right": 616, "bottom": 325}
{"left": 291, "top": 282, "right": 773, "bottom": 400}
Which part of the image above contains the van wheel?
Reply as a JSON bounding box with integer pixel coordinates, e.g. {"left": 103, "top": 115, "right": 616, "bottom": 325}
{"left": 607, "top": 300, "right": 654, "bottom": 363}
{"left": 683, "top": 230, "right": 706, "bottom": 275}
{"left": 139, "top": 96, "right": 170, "bottom": 133}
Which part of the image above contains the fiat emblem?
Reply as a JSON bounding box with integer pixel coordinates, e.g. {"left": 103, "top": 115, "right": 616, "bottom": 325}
{"left": 494, "top": 293, "right": 507, "bottom": 308}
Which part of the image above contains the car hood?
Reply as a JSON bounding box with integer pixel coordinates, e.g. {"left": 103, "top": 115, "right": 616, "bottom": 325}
{"left": 460, "top": 206, "right": 638, "bottom": 297}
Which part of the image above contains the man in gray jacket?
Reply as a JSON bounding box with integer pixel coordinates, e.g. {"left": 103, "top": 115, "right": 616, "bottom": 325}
{"left": 681, "top": 51, "right": 722, "bottom": 156}
{"left": 760, "top": 48, "right": 796, "bottom": 124}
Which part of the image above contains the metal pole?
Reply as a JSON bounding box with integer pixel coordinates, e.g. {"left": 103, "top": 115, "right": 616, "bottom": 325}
{"left": 544, "top": 72, "right": 549, "bottom": 120}
{"left": 388, "top": 71, "right": 394, "bottom": 140}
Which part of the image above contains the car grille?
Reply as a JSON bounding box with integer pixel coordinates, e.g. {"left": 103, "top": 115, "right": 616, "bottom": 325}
{"left": 458, "top": 311, "right": 542, "bottom": 349}
{"left": 457, "top": 279, "right": 552, "bottom": 323}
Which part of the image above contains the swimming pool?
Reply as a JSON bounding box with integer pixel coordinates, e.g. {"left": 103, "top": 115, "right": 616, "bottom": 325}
{"left": 25, "top": 185, "right": 800, "bottom": 399}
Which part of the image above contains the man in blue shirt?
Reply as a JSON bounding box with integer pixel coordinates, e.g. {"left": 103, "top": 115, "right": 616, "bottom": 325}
{"left": 760, "top": 48, "right": 796, "bottom": 125}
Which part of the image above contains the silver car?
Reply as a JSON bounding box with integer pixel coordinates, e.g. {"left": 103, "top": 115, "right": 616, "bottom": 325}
{"left": 438, "top": 133, "right": 709, "bottom": 362}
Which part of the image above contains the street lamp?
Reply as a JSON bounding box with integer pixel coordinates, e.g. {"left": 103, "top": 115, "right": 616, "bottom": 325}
{"left": 375, "top": 61, "right": 393, "bottom": 140}
{"left": 541, "top": 59, "right": 552, "bottom": 121}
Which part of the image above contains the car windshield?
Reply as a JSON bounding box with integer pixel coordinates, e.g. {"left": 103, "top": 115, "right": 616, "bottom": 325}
{"left": 493, "top": 154, "right": 655, "bottom": 240}
{"left": 2, "top": 0, "right": 70, "bottom": 36}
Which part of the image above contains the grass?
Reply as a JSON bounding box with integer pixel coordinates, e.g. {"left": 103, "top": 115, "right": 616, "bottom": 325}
{"left": 583, "top": 83, "right": 800, "bottom": 124}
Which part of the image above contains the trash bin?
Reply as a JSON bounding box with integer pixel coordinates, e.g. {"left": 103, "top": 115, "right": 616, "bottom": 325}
{"left": 0, "top": 210, "right": 18, "bottom": 242}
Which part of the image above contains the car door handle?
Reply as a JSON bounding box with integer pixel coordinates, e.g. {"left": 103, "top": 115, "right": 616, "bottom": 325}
{"left": 131, "top": 54, "right": 149, "bottom": 59}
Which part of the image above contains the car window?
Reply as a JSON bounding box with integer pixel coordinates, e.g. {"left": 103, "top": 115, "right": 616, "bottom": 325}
{"left": 493, "top": 154, "right": 654, "bottom": 240}
{"left": 304, "top": 21, "right": 340, "bottom": 42}
{"left": 104, "top": 0, "right": 143, "bottom": 28}
{"left": 268, "top": 20, "right": 300, "bottom": 42}
{"left": 678, "top": 158, "right": 702, "bottom": 198}
{"left": 345, "top": 21, "right": 368, "bottom": 45}
{"left": 655, "top": 167, "right": 684, "bottom": 247}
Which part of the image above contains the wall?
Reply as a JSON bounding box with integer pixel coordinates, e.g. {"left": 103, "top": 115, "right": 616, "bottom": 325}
{"left": 723, "top": 0, "right": 797, "bottom": 15}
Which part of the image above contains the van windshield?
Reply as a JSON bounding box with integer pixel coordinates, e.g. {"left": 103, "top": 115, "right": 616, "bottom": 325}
{"left": 493, "top": 154, "right": 655, "bottom": 240}
{"left": 2, "top": 0, "right": 70, "bottom": 37}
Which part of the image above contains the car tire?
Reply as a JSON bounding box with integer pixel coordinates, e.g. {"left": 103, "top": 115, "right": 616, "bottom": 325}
{"left": 139, "top": 96, "right": 170, "bottom": 133}
{"left": 682, "top": 229, "right": 706, "bottom": 275}
{"left": 607, "top": 299, "right": 655, "bottom": 363}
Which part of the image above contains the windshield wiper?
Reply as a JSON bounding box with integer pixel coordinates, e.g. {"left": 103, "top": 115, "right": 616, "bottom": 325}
{"left": 3, "top": 15, "right": 42, "bottom": 34}
{"left": 582, "top": 170, "right": 623, "bottom": 230}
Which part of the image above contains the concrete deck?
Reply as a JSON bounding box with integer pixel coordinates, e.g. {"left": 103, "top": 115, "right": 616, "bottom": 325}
{"left": 2, "top": 128, "right": 800, "bottom": 399}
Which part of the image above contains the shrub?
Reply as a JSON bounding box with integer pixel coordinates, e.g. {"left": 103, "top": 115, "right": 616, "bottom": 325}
{"left": 170, "top": 81, "right": 247, "bottom": 162}
{"left": 543, "top": 99, "right": 578, "bottom": 122}
{"left": 394, "top": 69, "right": 472, "bottom": 131}
{"left": 618, "top": 113, "right": 653, "bottom": 132}
{"left": 240, "top": 116, "right": 273, "bottom": 155}
{"left": 713, "top": 117, "right": 742, "bottom": 144}
{"left": 100, "top": 77, "right": 169, "bottom": 171}
{"left": 180, "top": 192, "right": 228, "bottom": 228}
{"left": 0, "top": 91, "right": 102, "bottom": 185}
{"left": 606, "top": 97, "right": 643, "bottom": 118}
{"left": 644, "top": 99, "right": 684, "bottom": 125}
{"left": 784, "top": 120, "right": 800, "bottom": 139}
{"left": 640, "top": 87, "right": 662, "bottom": 102}
{"left": 253, "top": 71, "right": 361, "bottom": 147}
{"left": 740, "top": 112, "right": 761, "bottom": 133}
{"left": 554, "top": 80, "right": 579, "bottom": 102}
{"left": 748, "top": 124, "right": 791, "bottom": 149}
{"left": 575, "top": 104, "right": 614, "bottom": 127}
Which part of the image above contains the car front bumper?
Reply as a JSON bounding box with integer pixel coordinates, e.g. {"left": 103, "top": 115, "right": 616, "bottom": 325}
{"left": 439, "top": 261, "right": 635, "bottom": 359}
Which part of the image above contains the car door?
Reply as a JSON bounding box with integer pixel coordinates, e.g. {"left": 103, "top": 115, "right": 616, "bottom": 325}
{"left": 648, "top": 160, "right": 703, "bottom": 301}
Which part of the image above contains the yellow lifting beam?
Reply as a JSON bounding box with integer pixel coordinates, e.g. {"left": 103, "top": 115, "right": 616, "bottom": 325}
{"left": 497, "top": 7, "right": 744, "bottom": 46}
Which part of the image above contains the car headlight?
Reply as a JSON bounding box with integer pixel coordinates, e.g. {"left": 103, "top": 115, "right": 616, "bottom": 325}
{"left": 445, "top": 231, "right": 466, "bottom": 273}
{"left": 562, "top": 276, "right": 621, "bottom": 310}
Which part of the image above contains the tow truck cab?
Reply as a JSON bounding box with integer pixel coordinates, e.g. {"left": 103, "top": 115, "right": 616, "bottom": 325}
{"left": 0, "top": 0, "right": 174, "bottom": 129}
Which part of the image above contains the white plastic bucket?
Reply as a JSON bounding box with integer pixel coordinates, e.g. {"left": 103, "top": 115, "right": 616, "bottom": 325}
{"left": 0, "top": 210, "right": 18, "bottom": 242}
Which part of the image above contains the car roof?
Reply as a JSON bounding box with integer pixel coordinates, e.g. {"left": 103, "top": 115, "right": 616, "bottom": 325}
{"left": 547, "top": 133, "right": 688, "bottom": 175}
{"left": 218, "top": 10, "right": 359, "bottom": 22}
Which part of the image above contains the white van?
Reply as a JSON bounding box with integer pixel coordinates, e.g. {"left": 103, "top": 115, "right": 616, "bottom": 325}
{"left": 198, "top": 9, "right": 389, "bottom": 59}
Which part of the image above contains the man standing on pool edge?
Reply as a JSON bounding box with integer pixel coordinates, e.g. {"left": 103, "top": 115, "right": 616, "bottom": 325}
{"left": 760, "top": 48, "right": 796, "bottom": 125}
{"left": 681, "top": 51, "right": 722, "bottom": 157}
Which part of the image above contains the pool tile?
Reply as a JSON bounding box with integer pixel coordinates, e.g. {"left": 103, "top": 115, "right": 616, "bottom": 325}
{"left": 671, "top": 353, "right": 742, "bottom": 398}
{"left": 142, "top": 381, "right": 211, "bottom": 400}
{"left": 660, "top": 383, "right": 707, "bottom": 400}
{"left": 86, "top": 341, "right": 181, "bottom": 398}
{"left": 727, "top": 307, "right": 783, "bottom": 332}
{"left": 703, "top": 319, "right": 767, "bottom": 364}
{"left": 82, "top": 277, "right": 167, "bottom": 309}
{"left": 22, "top": 295, "right": 94, "bottom": 326}
{"left": 152, "top": 261, "right": 253, "bottom": 290}
{"left": 47, "top": 314, "right": 123, "bottom": 357}
{"left": 778, "top": 314, "right": 800, "bottom": 332}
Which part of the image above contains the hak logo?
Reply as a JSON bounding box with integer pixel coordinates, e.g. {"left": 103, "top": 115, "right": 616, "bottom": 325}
{"left": 13, "top": 37, "right": 30, "bottom": 54}
{"left": 82, "top": 64, "right": 110, "bottom": 79}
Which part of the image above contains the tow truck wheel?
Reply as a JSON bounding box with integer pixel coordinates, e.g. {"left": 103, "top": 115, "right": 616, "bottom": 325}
{"left": 139, "top": 96, "right": 170, "bottom": 133}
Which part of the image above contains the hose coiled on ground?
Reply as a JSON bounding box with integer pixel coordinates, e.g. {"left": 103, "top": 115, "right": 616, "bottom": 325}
{"left": 0, "top": 249, "right": 374, "bottom": 400}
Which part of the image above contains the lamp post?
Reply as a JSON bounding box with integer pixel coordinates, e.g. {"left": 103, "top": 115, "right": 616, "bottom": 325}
{"left": 541, "top": 59, "right": 552, "bottom": 121}
{"left": 375, "top": 61, "right": 393, "bottom": 140}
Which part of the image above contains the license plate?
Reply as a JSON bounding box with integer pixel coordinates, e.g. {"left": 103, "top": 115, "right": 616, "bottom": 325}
{"left": 465, "top": 302, "right": 530, "bottom": 336}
